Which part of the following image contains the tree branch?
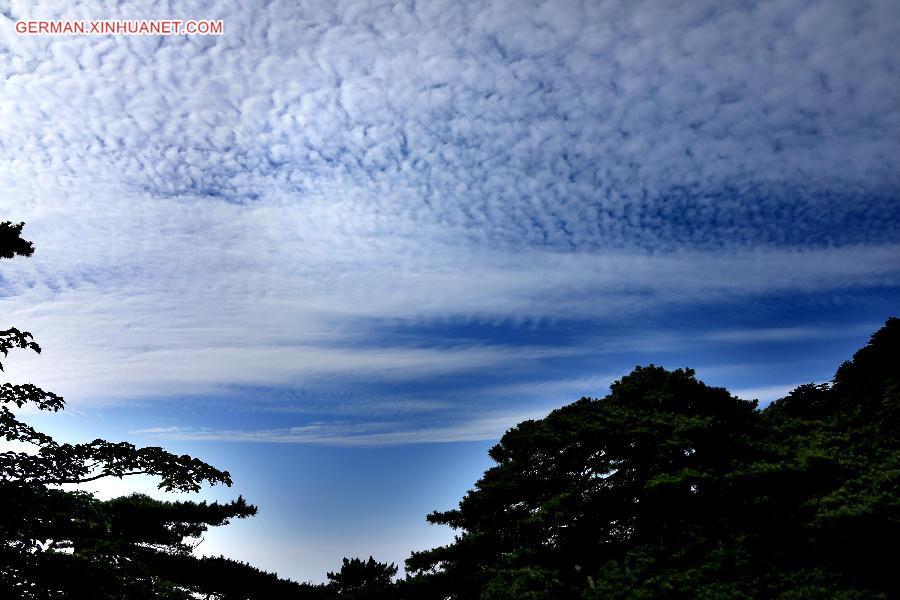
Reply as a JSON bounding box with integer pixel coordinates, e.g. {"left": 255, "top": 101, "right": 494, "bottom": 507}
{"left": 47, "top": 470, "right": 153, "bottom": 485}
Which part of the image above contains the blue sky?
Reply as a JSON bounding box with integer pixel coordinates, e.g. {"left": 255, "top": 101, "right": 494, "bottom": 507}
{"left": 1, "top": 0, "right": 899, "bottom": 583}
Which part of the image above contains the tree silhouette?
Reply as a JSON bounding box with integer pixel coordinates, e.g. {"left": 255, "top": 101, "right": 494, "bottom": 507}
{"left": 0, "top": 221, "right": 33, "bottom": 260}
{"left": 0, "top": 222, "right": 318, "bottom": 599}
{"left": 327, "top": 556, "right": 398, "bottom": 599}
{"left": 405, "top": 319, "right": 900, "bottom": 599}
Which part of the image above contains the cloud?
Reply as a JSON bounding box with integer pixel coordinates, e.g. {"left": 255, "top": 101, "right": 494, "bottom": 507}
{"left": 132, "top": 405, "right": 555, "bottom": 446}
{"left": 1, "top": 229, "right": 896, "bottom": 403}
{"left": 2, "top": 0, "right": 898, "bottom": 245}
{"left": 0, "top": 0, "right": 897, "bottom": 410}
{"left": 132, "top": 372, "right": 831, "bottom": 444}
{"left": 478, "top": 374, "right": 618, "bottom": 400}
{"left": 730, "top": 383, "right": 807, "bottom": 406}
{"left": 702, "top": 323, "right": 881, "bottom": 344}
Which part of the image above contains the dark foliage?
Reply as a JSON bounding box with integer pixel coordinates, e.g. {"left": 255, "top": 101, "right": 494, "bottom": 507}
{"left": 0, "top": 222, "right": 33, "bottom": 260}
{"left": 137, "top": 552, "right": 332, "bottom": 600}
{"left": 0, "top": 223, "right": 318, "bottom": 599}
{"left": 405, "top": 318, "right": 900, "bottom": 599}
{"left": 327, "top": 556, "right": 398, "bottom": 599}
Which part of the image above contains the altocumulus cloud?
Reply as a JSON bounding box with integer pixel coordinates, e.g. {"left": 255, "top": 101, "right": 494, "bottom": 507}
{"left": 0, "top": 0, "right": 898, "bottom": 425}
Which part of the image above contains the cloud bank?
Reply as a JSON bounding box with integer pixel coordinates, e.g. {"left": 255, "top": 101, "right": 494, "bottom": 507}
{"left": 1, "top": 0, "right": 897, "bottom": 413}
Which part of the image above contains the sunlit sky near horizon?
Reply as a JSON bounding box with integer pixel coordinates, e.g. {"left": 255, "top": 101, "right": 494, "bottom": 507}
{"left": 1, "top": 0, "right": 899, "bottom": 583}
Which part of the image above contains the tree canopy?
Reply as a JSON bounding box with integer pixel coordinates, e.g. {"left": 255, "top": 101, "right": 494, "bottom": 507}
{"left": 327, "top": 556, "right": 398, "bottom": 599}
{"left": 0, "top": 222, "right": 319, "bottom": 599}
{"left": 404, "top": 318, "right": 900, "bottom": 599}
{"left": 0, "top": 221, "right": 33, "bottom": 260}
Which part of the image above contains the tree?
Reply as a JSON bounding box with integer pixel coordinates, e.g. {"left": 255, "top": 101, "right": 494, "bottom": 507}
{"left": 0, "top": 222, "right": 318, "bottom": 599}
{"left": 0, "top": 221, "right": 33, "bottom": 260}
{"left": 405, "top": 319, "right": 900, "bottom": 599}
{"left": 327, "top": 557, "right": 398, "bottom": 599}
{"left": 754, "top": 318, "right": 900, "bottom": 598}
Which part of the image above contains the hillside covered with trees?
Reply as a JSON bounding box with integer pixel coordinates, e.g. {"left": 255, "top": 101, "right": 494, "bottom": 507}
{"left": 2, "top": 221, "right": 897, "bottom": 598}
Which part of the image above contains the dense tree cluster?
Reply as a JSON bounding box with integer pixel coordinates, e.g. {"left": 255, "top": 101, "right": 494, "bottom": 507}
{"left": 2, "top": 221, "right": 897, "bottom": 598}
{"left": 403, "top": 319, "right": 900, "bottom": 599}
{"left": 327, "top": 556, "right": 398, "bottom": 599}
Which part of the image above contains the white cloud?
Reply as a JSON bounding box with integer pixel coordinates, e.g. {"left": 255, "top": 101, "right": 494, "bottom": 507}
{"left": 0, "top": 0, "right": 897, "bottom": 408}
{"left": 0, "top": 225, "right": 897, "bottom": 403}
{"left": 133, "top": 405, "right": 554, "bottom": 446}
{"left": 731, "top": 383, "right": 808, "bottom": 406}
{"left": 2, "top": 0, "right": 897, "bottom": 243}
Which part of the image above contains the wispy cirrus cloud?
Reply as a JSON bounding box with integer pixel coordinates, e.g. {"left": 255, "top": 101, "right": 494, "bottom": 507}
{"left": 132, "top": 406, "right": 555, "bottom": 446}
{"left": 1, "top": 236, "right": 896, "bottom": 404}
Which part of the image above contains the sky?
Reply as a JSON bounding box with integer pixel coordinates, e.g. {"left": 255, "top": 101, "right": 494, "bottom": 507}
{"left": 1, "top": 0, "right": 899, "bottom": 583}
